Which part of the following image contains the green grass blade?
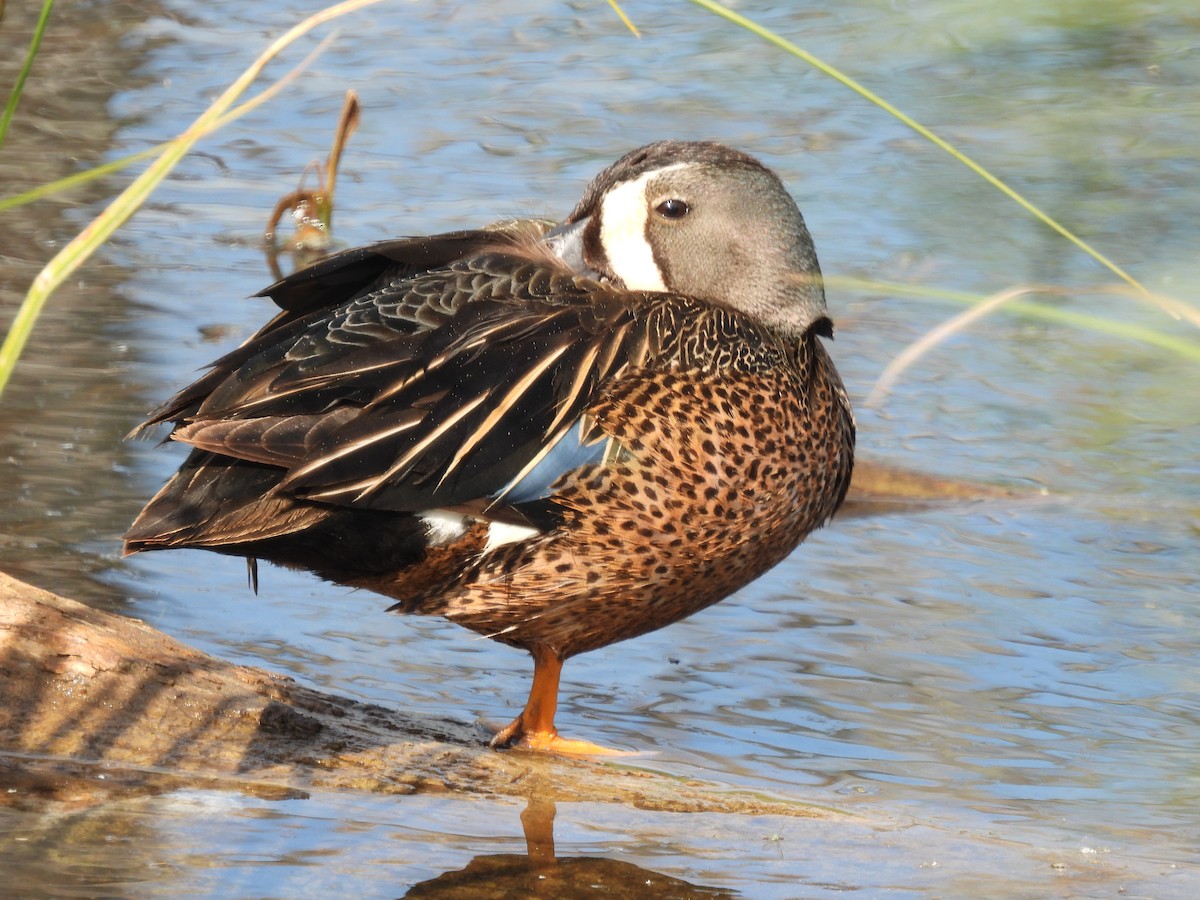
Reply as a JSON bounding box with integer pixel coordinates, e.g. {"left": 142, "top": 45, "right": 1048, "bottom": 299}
{"left": 0, "top": 0, "right": 386, "bottom": 401}
{"left": 0, "top": 146, "right": 161, "bottom": 212}
{"left": 0, "top": 0, "right": 55, "bottom": 153}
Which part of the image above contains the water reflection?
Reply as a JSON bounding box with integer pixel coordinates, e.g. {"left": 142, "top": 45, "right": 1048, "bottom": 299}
{"left": 404, "top": 796, "right": 737, "bottom": 899}
{"left": 0, "top": 756, "right": 739, "bottom": 898}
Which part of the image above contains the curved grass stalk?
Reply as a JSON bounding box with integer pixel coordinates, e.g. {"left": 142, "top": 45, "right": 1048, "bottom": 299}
{"left": 606, "top": 0, "right": 641, "bottom": 37}
{"left": 835, "top": 277, "right": 1200, "bottom": 406}
{"left": 683, "top": 0, "right": 1151, "bottom": 300}
{"left": 0, "top": 0, "right": 387, "bottom": 400}
{"left": 829, "top": 276, "right": 1200, "bottom": 363}
{"left": 865, "top": 286, "right": 1040, "bottom": 407}
{"left": 0, "top": 0, "right": 55, "bottom": 153}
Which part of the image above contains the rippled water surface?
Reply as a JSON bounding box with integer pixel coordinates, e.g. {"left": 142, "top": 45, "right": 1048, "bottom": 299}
{"left": 2, "top": 0, "right": 1199, "bottom": 896}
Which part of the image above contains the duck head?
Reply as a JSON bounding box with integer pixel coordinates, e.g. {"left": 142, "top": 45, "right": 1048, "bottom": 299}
{"left": 547, "top": 140, "right": 831, "bottom": 341}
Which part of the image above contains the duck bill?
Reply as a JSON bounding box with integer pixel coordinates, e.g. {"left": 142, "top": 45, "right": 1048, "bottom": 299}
{"left": 544, "top": 217, "right": 600, "bottom": 279}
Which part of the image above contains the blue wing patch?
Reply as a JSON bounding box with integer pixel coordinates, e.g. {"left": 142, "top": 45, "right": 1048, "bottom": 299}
{"left": 497, "top": 418, "right": 613, "bottom": 503}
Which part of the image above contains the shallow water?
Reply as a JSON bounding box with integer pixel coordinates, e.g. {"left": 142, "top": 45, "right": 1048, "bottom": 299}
{"left": 2, "top": 0, "right": 1199, "bottom": 895}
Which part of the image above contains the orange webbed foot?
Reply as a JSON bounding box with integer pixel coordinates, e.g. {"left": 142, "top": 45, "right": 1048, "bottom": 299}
{"left": 485, "top": 646, "right": 647, "bottom": 756}
{"left": 485, "top": 717, "right": 638, "bottom": 757}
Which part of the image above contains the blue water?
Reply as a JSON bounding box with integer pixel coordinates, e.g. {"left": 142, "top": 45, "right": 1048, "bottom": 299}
{"left": 2, "top": 0, "right": 1199, "bottom": 895}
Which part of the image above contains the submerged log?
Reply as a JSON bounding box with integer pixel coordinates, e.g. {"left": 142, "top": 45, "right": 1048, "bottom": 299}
{"left": 0, "top": 461, "right": 1020, "bottom": 812}
{"left": 840, "top": 458, "right": 1025, "bottom": 516}
{"left": 0, "top": 570, "right": 825, "bottom": 815}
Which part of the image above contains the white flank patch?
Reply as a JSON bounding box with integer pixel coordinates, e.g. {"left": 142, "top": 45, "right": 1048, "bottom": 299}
{"left": 420, "top": 509, "right": 469, "bottom": 546}
{"left": 598, "top": 162, "right": 690, "bottom": 292}
{"left": 483, "top": 520, "right": 540, "bottom": 552}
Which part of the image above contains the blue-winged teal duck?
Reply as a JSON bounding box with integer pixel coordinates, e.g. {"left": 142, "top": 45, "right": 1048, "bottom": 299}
{"left": 125, "top": 141, "right": 855, "bottom": 754}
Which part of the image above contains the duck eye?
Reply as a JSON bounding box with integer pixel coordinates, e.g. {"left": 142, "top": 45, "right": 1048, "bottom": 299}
{"left": 655, "top": 198, "right": 690, "bottom": 220}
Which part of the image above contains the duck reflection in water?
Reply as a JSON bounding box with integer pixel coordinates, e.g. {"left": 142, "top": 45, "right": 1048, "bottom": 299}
{"left": 402, "top": 795, "right": 739, "bottom": 898}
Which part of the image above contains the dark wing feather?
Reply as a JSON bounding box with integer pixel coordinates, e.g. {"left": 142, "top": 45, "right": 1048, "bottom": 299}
{"left": 257, "top": 222, "right": 553, "bottom": 317}
{"left": 170, "top": 407, "right": 363, "bottom": 468}
{"left": 131, "top": 225, "right": 554, "bottom": 434}
{"left": 166, "top": 255, "right": 657, "bottom": 516}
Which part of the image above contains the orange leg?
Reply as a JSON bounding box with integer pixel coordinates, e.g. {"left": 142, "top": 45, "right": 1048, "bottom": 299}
{"left": 520, "top": 795, "right": 557, "bottom": 871}
{"left": 489, "top": 645, "right": 627, "bottom": 755}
